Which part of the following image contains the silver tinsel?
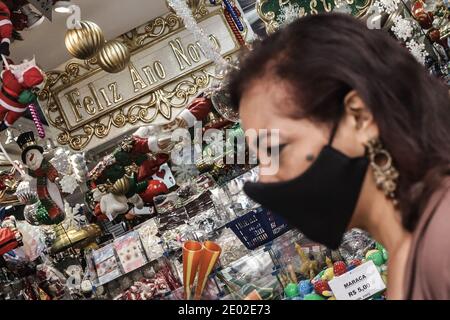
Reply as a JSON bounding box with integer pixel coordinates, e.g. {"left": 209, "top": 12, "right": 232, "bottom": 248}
{"left": 167, "top": 0, "right": 228, "bottom": 69}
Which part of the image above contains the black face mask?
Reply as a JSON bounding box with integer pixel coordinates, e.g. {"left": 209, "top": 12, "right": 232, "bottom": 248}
{"left": 243, "top": 126, "right": 369, "bottom": 249}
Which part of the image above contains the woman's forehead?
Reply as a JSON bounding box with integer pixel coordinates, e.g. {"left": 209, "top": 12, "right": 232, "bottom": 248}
{"left": 240, "top": 81, "right": 299, "bottom": 126}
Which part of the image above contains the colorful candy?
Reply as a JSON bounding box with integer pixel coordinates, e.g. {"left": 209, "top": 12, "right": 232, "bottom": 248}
{"left": 284, "top": 282, "right": 299, "bottom": 298}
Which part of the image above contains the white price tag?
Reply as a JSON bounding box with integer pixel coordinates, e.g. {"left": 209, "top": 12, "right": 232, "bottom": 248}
{"left": 328, "top": 260, "right": 386, "bottom": 300}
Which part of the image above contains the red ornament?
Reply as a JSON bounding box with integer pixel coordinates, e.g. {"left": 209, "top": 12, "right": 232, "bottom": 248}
{"left": 351, "top": 259, "right": 362, "bottom": 267}
{"left": 428, "top": 28, "right": 441, "bottom": 42}
{"left": 313, "top": 279, "right": 330, "bottom": 295}
{"left": 333, "top": 261, "right": 347, "bottom": 277}
{"left": 139, "top": 180, "right": 168, "bottom": 203}
{"left": 412, "top": 0, "right": 424, "bottom": 17}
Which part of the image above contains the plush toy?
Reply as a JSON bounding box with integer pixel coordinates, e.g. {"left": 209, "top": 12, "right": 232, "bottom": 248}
{"left": 0, "top": 56, "right": 45, "bottom": 131}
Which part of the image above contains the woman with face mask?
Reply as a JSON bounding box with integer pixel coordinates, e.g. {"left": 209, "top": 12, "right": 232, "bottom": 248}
{"left": 228, "top": 13, "right": 450, "bottom": 299}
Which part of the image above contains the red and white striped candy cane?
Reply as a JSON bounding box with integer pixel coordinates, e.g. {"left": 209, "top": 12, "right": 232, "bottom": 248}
{"left": 28, "top": 102, "right": 46, "bottom": 139}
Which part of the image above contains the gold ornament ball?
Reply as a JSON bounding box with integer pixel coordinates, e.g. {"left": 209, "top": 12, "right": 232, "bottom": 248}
{"left": 65, "top": 21, "right": 105, "bottom": 60}
{"left": 97, "top": 40, "right": 131, "bottom": 73}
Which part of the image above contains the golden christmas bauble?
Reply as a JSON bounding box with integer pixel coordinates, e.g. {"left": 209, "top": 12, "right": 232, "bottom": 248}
{"left": 111, "top": 175, "right": 131, "bottom": 195}
{"left": 65, "top": 21, "right": 105, "bottom": 60}
{"left": 97, "top": 40, "right": 131, "bottom": 73}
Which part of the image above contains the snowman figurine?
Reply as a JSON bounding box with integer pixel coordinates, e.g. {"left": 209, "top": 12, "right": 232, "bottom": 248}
{"left": 15, "top": 131, "right": 65, "bottom": 224}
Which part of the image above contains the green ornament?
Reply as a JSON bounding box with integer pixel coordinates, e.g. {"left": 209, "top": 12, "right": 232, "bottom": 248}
{"left": 114, "top": 151, "right": 132, "bottom": 166}
{"left": 284, "top": 283, "right": 299, "bottom": 298}
{"left": 303, "top": 293, "right": 325, "bottom": 300}
{"left": 104, "top": 164, "right": 125, "bottom": 182}
{"left": 366, "top": 250, "right": 384, "bottom": 266}
{"left": 382, "top": 248, "right": 389, "bottom": 261}
{"left": 18, "top": 90, "right": 37, "bottom": 104}
{"left": 36, "top": 204, "right": 52, "bottom": 225}
{"left": 375, "top": 242, "right": 385, "bottom": 251}
{"left": 135, "top": 180, "right": 148, "bottom": 194}
{"left": 125, "top": 178, "right": 138, "bottom": 198}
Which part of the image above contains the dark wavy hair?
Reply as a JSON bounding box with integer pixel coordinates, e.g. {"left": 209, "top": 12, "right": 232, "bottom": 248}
{"left": 229, "top": 13, "right": 450, "bottom": 231}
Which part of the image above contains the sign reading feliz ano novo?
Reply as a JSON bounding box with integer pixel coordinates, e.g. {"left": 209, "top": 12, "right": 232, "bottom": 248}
{"left": 39, "top": 8, "right": 243, "bottom": 151}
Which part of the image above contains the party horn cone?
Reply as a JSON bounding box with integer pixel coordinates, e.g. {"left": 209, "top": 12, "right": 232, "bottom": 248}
{"left": 194, "top": 241, "right": 222, "bottom": 299}
{"left": 183, "top": 240, "right": 202, "bottom": 300}
{"left": 244, "top": 289, "right": 262, "bottom": 300}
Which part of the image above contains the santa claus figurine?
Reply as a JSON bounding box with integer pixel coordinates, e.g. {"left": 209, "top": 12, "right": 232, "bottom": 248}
{"left": 0, "top": 215, "right": 22, "bottom": 255}
{"left": 0, "top": 1, "right": 12, "bottom": 57}
{"left": 0, "top": 56, "right": 45, "bottom": 131}
{"left": 133, "top": 96, "right": 214, "bottom": 153}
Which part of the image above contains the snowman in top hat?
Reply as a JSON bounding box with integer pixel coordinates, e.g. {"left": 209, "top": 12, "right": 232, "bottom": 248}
{"left": 16, "top": 131, "right": 65, "bottom": 224}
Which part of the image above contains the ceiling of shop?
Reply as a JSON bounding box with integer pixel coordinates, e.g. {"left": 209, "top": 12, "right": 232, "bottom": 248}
{"left": 11, "top": 0, "right": 170, "bottom": 70}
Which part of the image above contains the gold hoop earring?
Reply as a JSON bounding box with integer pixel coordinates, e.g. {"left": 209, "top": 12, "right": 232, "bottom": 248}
{"left": 365, "top": 138, "right": 399, "bottom": 205}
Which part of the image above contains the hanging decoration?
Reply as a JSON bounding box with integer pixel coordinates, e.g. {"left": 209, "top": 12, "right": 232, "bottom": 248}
{"left": 15, "top": 131, "right": 66, "bottom": 225}
{"left": 223, "top": 6, "right": 246, "bottom": 46}
{"left": 65, "top": 20, "right": 105, "bottom": 60}
{"left": 222, "top": 0, "right": 244, "bottom": 32}
{"left": 0, "top": 56, "right": 45, "bottom": 132}
{"left": 96, "top": 40, "right": 131, "bottom": 73}
{"left": 28, "top": 102, "right": 46, "bottom": 138}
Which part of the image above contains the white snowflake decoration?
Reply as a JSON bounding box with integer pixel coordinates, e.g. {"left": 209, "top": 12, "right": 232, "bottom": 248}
{"left": 391, "top": 15, "right": 414, "bottom": 41}
{"left": 373, "top": 0, "right": 401, "bottom": 15}
{"left": 277, "top": 4, "right": 301, "bottom": 27}
{"left": 406, "top": 39, "right": 428, "bottom": 65}
{"left": 63, "top": 201, "right": 86, "bottom": 230}
{"left": 59, "top": 174, "right": 79, "bottom": 194}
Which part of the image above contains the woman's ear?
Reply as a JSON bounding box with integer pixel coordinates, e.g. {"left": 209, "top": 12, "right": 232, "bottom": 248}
{"left": 343, "top": 90, "right": 379, "bottom": 143}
